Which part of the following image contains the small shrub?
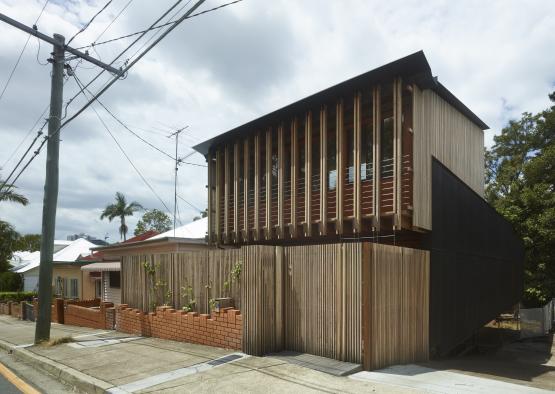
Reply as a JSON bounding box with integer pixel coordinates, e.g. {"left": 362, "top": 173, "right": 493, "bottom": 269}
{"left": 0, "top": 291, "right": 37, "bottom": 303}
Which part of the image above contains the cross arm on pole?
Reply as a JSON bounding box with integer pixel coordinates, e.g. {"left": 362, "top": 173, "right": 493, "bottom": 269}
{"left": 0, "top": 12, "right": 123, "bottom": 76}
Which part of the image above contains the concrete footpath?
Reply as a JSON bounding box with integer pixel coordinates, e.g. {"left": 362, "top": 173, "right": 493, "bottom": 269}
{"left": 1, "top": 315, "right": 551, "bottom": 394}
{"left": 0, "top": 315, "right": 413, "bottom": 394}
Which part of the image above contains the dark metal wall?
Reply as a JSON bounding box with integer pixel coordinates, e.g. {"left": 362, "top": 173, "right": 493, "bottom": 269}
{"left": 429, "top": 158, "right": 524, "bottom": 357}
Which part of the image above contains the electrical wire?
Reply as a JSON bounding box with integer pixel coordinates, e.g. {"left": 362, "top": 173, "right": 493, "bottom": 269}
{"left": 61, "top": 0, "right": 188, "bottom": 121}
{"left": 2, "top": 0, "right": 216, "bottom": 195}
{"left": 73, "top": 0, "right": 244, "bottom": 51}
{"left": 177, "top": 193, "right": 203, "bottom": 213}
{"left": 0, "top": 0, "right": 50, "bottom": 104}
{"left": 66, "top": 0, "right": 113, "bottom": 46}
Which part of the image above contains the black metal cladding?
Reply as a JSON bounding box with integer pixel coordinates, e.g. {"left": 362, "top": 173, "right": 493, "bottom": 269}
{"left": 429, "top": 158, "right": 524, "bottom": 357}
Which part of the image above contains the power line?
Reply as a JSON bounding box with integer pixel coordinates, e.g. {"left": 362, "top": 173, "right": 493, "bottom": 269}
{"left": 1, "top": 0, "right": 211, "bottom": 196}
{"left": 0, "top": 0, "right": 49, "bottom": 104}
{"left": 93, "top": 0, "right": 134, "bottom": 44}
{"left": 72, "top": 69, "right": 204, "bottom": 166}
{"left": 81, "top": 92, "right": 174, "bottom": 216}
{"left": 74, "top": 0, "right": 244, "bottom": 51}
{"left": 61, "top": 0, "right": 189, "bottom": 123}
{"left": 66, "top": 0, "right": 113, "bottom": 46}
{"left": 177, "top": 193, "right": 203, "bottom": 213}
{"left": 1, "top": 104, "right": 49, "bottom": 169}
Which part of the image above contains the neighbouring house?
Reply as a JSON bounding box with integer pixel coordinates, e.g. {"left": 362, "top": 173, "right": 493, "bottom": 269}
{"left": 189, "top": 51, "right": 523, "bottom": 368}
{"left": 79, "top": 230, "right": 160, "bottom": 304}
{"left": 91, "top": 218, "right": 208, "bottom": 260}
{"left": 12, "top": 238, "right": 97, "bottom": 298}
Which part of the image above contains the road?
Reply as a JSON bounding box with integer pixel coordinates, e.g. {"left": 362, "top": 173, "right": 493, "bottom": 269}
{"left": 0, "top": 362, "right": 24, "bottom": 394}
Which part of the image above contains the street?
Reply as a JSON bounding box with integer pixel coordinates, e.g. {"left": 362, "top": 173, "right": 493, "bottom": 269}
{"left": 0, "top": 368, "right": 21, "bottom": 394}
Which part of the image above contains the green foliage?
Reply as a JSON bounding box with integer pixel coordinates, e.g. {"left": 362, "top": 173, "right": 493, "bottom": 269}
{"left": 100, "top": 192, "right": 143, "bottom": 241}
{"left": 0, "top": 272, "right": 23, "bottom": 292}
{"left": 180, "top": 278, "right": 196, "bottom": 312}
{"left": 0, "top": 178, "right": 29, "bottom": 206}
{"left": 0, "top": 221, "right": 20, "bottom": 272}
{"left": 486, "top": 91, "right": 555, "bottom": 307}
{"left": 134, "top": 209, "right": 171, "bottom": 236}
{"left": 0, "top": 291, "right": 36, "bottom": 302}
{"left": 208, "top": 298, "right": 216, "bottom": 312}
{"left": 13, "top": 234, "right": 41, "bottom": 252}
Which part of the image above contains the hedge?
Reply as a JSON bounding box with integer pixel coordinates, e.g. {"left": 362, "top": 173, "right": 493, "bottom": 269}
{"left": 0, "top": 291, "right": 37, "bottom": 303}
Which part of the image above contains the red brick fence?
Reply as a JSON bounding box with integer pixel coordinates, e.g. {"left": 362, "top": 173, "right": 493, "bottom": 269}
{"left": 1, "top": 299, "right": 243, "bottom": 351}
{"left": 117, "top": 305, "right": 242, "bottom": 350}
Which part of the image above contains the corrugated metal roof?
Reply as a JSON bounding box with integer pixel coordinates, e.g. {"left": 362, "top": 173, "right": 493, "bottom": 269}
{"left": 81, "top": 262, "right": 120, "bottom": 272}
{"left": 193, "top": 50, "right": 489, "bottom": 156}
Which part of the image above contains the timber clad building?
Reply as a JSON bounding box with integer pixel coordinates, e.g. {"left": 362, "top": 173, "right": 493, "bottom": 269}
{"left": 186, "top": 51, "right": 524, "bottom": 368}
{"left": 195, "top": 51, "right": 486, "bottom": 244}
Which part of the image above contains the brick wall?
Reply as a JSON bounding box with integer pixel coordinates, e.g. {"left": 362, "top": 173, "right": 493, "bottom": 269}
{"left": 10, "top": 302, "right": 21, "bottom": 319}
{"left": 116, "top": 305, "right": 242, "bottom": 350}
{"left": 64, "top": 302, "right": 114, "bottom": 330}
{"left": 0, "top": 302, "right": 10, "bottom": 315}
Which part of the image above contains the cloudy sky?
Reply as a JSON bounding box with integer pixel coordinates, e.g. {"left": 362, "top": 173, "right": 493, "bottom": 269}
{"left": 0, "top": 0, "right": 554, "bottom": 242}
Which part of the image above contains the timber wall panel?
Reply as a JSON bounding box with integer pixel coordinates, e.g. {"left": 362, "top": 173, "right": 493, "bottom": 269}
{"left": 362, "top": 243, "right": 429, "bottom": 370}
{"left": 283, "top": 243, "right": 362, "bottom": 363}
{"left": 413, "top": 87, "right": 484, "bottom": 230}
{"left": 121, "top": 250, "right": 242, "bottom": 314}
{"left": 241, "top": 245, "right": 277, "bottom": 355}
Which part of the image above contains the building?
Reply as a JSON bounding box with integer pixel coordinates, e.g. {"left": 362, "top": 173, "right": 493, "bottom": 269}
{"left": 79, "top": 230, "right": 160, "bottom": 304}
{"left": 193, "top": 51, "right": 523, "bottom": 364}
{"left": 12, "top": 238, "right": 97, "bottom": 298}
{"left": 90, "top": 219, "right": 209, "bottom": 306}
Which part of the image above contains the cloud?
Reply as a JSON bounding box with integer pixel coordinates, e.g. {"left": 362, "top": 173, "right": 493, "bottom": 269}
{"left": 1, "top": 0, "right": 554, "bottom": 240}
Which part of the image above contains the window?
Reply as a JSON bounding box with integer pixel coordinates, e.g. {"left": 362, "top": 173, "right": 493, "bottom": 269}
{"left": 70, "top": 278, "right": 79, "bottom": 299}
{"left": 326, "top": 104, "right": 337, "bottom": 191}
{"left": 344, "top": 98, "right": 355, "bottom": 184}
{"left": 380, "top": 83, "right": 394, "bottom": 178}
{"left": 360, "top": 90, "right": 373, "bottom": 181}
{"left": 311, "top": 111, "right": 320, "bottom": 192}
{"left": 55, "top": 276, "right": 63, "bottom": 297}
{"left": 109, "top": 271, "right": 121, "bottom": 288}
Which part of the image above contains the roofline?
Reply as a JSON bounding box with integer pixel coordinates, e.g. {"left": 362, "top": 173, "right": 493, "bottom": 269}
{"left": 91, "top": 236, "right": 208, "bottom": 252}
{"left": 193, "top": 50, "right": 488, "bottom": 156}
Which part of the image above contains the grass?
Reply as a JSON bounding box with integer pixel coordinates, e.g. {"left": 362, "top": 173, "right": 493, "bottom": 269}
{"left": 40, "top": 336, "right": 74, "bottom": 347}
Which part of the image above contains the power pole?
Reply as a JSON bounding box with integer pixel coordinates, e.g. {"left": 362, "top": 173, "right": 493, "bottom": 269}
{"left": 0, "top": 13, "right": 123, "bottom": 344}
{"left": 168, "top": 126, "right": 188, "bottom": 236}
{"left": 35, "top": 33, "right": 64, "bottom": 343}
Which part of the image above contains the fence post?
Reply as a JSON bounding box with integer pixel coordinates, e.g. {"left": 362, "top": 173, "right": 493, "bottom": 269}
{"left": 55, "top": 298, "right": 65, "bottom": 324}
{"left": 20, "top": 301, "right": 26, "bottom": 320}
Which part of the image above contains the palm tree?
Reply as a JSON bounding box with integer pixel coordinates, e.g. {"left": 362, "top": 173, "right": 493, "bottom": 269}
{"left": 0, "top": 178, "right": 28, "bottom": 206}
{"left": 100, "top": 192, "right": 143, "bottom": 241}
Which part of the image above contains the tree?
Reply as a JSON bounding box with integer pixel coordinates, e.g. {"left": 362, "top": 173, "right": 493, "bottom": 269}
{"left": 13, "top": 234, "right": 41, "bottom": 252}
{"left": 0, "top": 221, "right": 20, "bottom": 272}
{"left": 0, "top": 179, "right": 29, "bottom": 206}
{"left": 100, "top": 192, "right": 143, "bottom": 241}
{"left": 134, "top": 209, "right": 171, "bottom": 235}
{"left": 486, "top": 91, "right": 555, "bottom": 307}
{"left": 193, "top": 209, "right": 208, "bottom": 221}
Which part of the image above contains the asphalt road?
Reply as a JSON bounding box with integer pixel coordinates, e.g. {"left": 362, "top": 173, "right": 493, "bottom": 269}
{"left": 0, "top": 371, "right": 21, "bottom": 394}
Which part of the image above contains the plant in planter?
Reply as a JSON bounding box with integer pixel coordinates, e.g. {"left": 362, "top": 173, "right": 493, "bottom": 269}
{"left": 212, "top": 260, "right": 243, "bottom": 312}
{"left": 180, "top": 278, "right": 196, "bottom": 312}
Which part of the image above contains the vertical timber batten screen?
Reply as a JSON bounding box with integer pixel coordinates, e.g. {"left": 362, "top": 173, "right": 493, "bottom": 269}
{"left": 283, "top": 243, "right": 362, "bottom": 363}
{"left": 362, "top": 243, "right": 429, "bottom": 370}
{"left": 121, "top": 250, "right": 242, "bottom": 314}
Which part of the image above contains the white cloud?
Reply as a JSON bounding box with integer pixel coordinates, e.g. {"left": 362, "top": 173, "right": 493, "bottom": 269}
{"left": 0, "top": 0, "right": 554, "bottom": 239}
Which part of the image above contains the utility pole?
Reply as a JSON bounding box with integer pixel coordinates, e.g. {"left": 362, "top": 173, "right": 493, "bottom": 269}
{"left": 35, "top": 33, "right": 64, "bottom": 343}
{"left": 168, "top": 126, "right": 188, "bottom": 236}
{"left": 0, "top": 13, "right": 123, "bottom": 344}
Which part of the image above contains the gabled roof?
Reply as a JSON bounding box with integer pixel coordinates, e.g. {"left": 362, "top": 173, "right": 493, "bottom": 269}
{"left": 149, "top": 218, "right": 207, "bottom": 240}
{"left": 13, "top": 238, "right": 97, "bottom": 273}
{"left": 78, "top": 230, "right": 160, "bottom": 261}
{"left": 193, "top": 50, "right": 488, "bottom": 156}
